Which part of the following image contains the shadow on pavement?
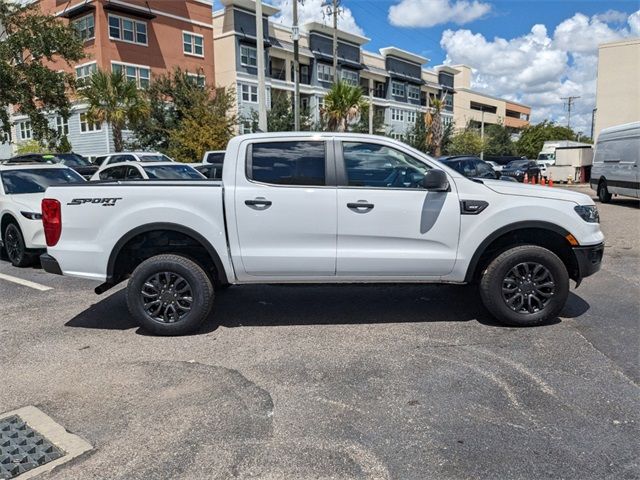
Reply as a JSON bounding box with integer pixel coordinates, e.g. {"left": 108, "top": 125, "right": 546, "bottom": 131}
{"left": 65, "top": 283, "right": 591, "bottom": 334}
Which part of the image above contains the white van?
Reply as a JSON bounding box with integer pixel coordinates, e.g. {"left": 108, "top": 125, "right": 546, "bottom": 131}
{"left": 590, "top": 122, "right": 640, "bottom": 202}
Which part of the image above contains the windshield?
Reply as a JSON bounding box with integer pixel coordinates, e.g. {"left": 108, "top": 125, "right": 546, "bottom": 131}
{"left": 54, "top": 153, "right": 92, "bottom": 167}
{"left": 537, "top": 153, "right": 554, "bottom": 161}
{"left": 1, "top": 168, "right": 85, "bottom": 194}
{"left": 139, "top": 154, "right": 173, "bottom": 163}
{"left": 142, "top": 165, "right": 204, "bottom": 180}
{"left": 506, "top": 160, "right": 529, "bottom": 169}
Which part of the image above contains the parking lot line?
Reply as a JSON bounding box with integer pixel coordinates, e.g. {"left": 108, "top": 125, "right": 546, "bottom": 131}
{"left": 0, "top": 272, "right": 52, "bottom": 291}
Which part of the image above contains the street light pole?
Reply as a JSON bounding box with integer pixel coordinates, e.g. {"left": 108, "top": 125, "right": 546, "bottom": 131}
{"left": 480, "top": 109, "right": 485, "bottom": 160}
{"left": 292, "top": 0, "right": 300, "bottom": 131}
{"left": 255, "top": 0, "right": 267, "bottom": 132}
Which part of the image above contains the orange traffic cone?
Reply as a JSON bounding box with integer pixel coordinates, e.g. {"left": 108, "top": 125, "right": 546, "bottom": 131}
{"left": 548, "top": 174, "right": 554, "bottom": 187}
{"left": 523, "top": 173, "right": 528, "bottom": 184}
{"left": 540, "top": 176, "right": 546, "bottom": 186}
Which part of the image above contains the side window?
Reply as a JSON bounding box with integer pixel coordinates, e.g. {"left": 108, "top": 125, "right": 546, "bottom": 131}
{"left": 206, "top": 152, "right": 224, "bottom": 164}
{"left": 475, "top": 161, "right": 494, "bottom": 177}
{"left": 342, "top": 142, "right": 430, "bottom": 188}
{"left": 248, "top": 141, "right": 326, "bottom": 186}
{"left": 125, "top": 166, "right": 143, "bottom": 179}
{"left": 99, "top": 166, "right": 125, "bottom": 180}
{"left": 461, "top": 160, "right": 477, "bottom": 177}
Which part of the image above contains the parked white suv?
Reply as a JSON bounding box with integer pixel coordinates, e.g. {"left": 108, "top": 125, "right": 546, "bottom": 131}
{"left": 96, "top": 152, "right": 174, "bottom": 167}
{"left": 42, "top": 133, "right": 604, "bottom": 335}
{"left": 0, "top": 162, "right": 84, "bottom": 266}
{"left": 91, "top": 162, "right": 204, "bottom": 181}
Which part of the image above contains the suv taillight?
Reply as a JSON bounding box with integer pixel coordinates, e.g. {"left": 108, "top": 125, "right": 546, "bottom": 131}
{"left": 42, "top": 199, "right": 62, "bottom": 247}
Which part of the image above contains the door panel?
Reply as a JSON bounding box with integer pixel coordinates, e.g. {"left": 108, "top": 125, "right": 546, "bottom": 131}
{"left": 234, "top": 139, "right": 337, "bottom": 277}
{"left": 336, "top": 141, "right": 460, "bottom": 277}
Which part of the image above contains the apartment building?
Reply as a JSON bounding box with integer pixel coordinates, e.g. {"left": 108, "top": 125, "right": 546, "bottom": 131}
{"left": 593, "top": 38, "right": 640, "bottom": 141}
{"left": 4, "top": 0, "right": 214, "bottom": 157}
{"left": 450, "top": 65, "right": 531, "bottom": 132}
{"left": 213, "top": 0, "right": 457, "bottom": 138}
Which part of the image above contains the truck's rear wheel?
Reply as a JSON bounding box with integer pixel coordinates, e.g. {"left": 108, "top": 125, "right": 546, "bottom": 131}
{"left": 126, "top": 254, "right": 214, "bottom": 335}
{"left": 479, "top": 245, "right": 569, "bottom": 327}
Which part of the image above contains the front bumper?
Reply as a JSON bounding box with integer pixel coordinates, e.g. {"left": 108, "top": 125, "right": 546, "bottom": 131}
{"left": 40, "top": 253, "right": 63, "bottom": 276}
{"left": 573, "top": 242, "right": 604, "bottom": 284}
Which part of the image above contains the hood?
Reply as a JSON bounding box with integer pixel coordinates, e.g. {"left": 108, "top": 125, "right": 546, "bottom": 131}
{"left": 10, "top": 193, "right": 44, "bottom": 213}
{"left": 482, "top": 180, "right": 594, "bottom": 205}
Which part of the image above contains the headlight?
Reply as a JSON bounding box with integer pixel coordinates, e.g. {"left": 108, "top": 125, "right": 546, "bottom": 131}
{"left": 21, "top": 211, "right": 42, "bottom": 220}
{"left": 574, "top": 205, "right": 599, "bottom": 223}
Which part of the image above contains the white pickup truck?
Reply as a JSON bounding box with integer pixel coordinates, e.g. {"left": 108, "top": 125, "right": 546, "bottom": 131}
{"left": 40, "top": 133, "right": 604, "bottom": 335}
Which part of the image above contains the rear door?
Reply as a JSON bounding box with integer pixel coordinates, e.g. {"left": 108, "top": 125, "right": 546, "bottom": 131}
{"left": 335, "top": 140, "right": 460, "bottom": 277}
{"left": 233, "top": 138, "right": 337, "bottom": 278}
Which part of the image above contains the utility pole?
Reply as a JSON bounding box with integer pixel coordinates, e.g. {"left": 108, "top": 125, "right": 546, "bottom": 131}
{"left": 480, "top": 108, "right": 485, "bottom": 160}
{"left": 255, "top": 0, "right": 267, "bottom": 132}
{"left": 368, "top": 79, "right": 373, "bottom": 134}
{"left": 323, "top": 0, "right": 340, "bottom": 83}
{"left": 292, "top": 0, "right": 300, "bottom": 131}
{"left": 561, "top": 96, "right": 580, "bottom": 130}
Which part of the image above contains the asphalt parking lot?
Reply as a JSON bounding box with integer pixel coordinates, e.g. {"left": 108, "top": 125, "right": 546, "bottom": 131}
{"left": 0, "top": 185, "right": 638, "bottom": 480}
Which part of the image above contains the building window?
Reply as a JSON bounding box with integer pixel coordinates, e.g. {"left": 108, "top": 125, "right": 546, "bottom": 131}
{"left": 341, "top": 69, "right": 358, "bottom": 86}
{"left": 183, "top": 32, "right": 204, "bottom": 57}
{"left": 187, "top": 73, "right": 206, "bottom": 88}
{"left": 317, "top": 64, "right": 333, "bottom": 82}
{"left": 108, "top": 14, "right": 147, "bottom": 46}
{"left": 18, "top": 121, "right": 32, "bottom": 140}
{"left": 75, "top": 62, "right": 97, "bottom": 86}
{"left": 391, "top": 81, "right": 405, "bottom": 97}
{"left": 240, "top": 45, "right": 257, "bottom": 67}
{"left": 390, "top": 132, "right": 403, "bottom": 140}
{"left": 239, "top": 120, "right": 253, "bottom": 135}
{"left": 407, "top": 85, "right": 420, "bottom": 101}
{"left": 112, "top": 63, "right": 150, "bottom": 89}
{"left": 55, "top": 116, "right": 69, "bottom": 136}
{"left": 79, "top": 113, "right": 102, "bottom": 133}
{"left": 1, "top": 128, "right": 11, "bottom": 144}
{"left": 391, "top": 108, "right": 404, "bottom": 122}
{"left": 72, "top": 14, "right": 94, "bottom": 41}
{"left": 240, "top": 84, "right": 258, "bottom": 103}
{"left": 406, "top": 110, "right": 417, "bottom": 124}
{"left": 442, "top": 116, "right": 453, "bottom": 126}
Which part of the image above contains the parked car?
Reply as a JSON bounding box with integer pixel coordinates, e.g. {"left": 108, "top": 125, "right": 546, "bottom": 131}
{"left": 202, "top": 150, "right": 225, "bottom": 165}
{"left": 590, "top": 122, "right": 640, "bottom": 203}
{"left": 191, "top": 163, "right": 223, "bottom": 180}
{"left": 439, "top": 156, "right": 498, "bottom": 179}
{"left": 91, "top": 162, "right": 205, "bottom": 181}
{"left": 485, "top": 161, "right": 504, "bottom": 174}
{"left": 537, "top": 162, "right": 548, "bottom": 179}
{"left": 41, "top": 133, "right": 604, "bottom": 335}
{"left": 0, "top": 163, "right": 85, "bottom": 267}
{"left": 9, "top": 153, "right": 99, "bottom": 179}
{"left": 500, "top": 160, "right": 541, "bottom": 182}
{"left": 96, "top": 152, "right": 175, "bottom": 167}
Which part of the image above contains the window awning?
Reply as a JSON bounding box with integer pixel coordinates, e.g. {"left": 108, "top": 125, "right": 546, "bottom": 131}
{"left": 104, "top": 1, "right": 156, "bottom": 19}
{"left": 60, "top": 0, "right": 95, "bottom": 19}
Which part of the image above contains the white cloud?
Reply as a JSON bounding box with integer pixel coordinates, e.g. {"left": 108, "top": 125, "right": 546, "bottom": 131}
{"left": 388, "top": 0, "right": 491, "bottom": 28}
{"left": 440, "top": 9, "right": 640, "bottom": 134}
{"left": 270, "top": 0, "right": 365, "bottom": 37}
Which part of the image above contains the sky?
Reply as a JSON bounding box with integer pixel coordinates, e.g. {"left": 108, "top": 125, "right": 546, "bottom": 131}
{"left": 219, "top": 0, "right": 640, "bottom": 136}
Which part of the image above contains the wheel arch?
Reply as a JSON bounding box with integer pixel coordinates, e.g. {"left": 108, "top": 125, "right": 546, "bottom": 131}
{"left": 464, "top": 221, "right": 580, "bottom": 283}
{"left": 106, "top": 222, "right": 229, "bottom": 288}
{"left": 1, "top": 212, "right": 20, "bottom": 241}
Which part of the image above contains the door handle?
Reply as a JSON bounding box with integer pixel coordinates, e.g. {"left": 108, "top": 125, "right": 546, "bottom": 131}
{"left": 245, "top": 198, "right": 272, "bottom": 207}
{"left": 347, "top": 201, "right": 374, "bottom": 210}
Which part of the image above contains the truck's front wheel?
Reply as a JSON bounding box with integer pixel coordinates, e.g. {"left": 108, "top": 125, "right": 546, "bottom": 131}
{"left": 127, "top": 254, "right": 214, "bottom": 335}
{"left": 479, "top": 245, "right": 569, "bottom": 327}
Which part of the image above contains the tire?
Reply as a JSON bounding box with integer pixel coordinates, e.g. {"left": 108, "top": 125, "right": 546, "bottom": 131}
{"left": 3, "top": 223, "right": 33, "bottom": 268}
{"left": 126, "top": 254, "right": 214, "bottom": 336}
{"left": 597, "top": 180, "right": 612, "bottom": 203}
{"left": 479, "top": 245, "right": 569, "bottom": 327}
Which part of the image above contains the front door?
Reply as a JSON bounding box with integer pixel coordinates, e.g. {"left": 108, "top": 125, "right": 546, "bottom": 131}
{"left": 234, "top": 138, "right": 337, "bottom": 278}
{"left": 336, "top": 140, "right": 460, "bottom": 277}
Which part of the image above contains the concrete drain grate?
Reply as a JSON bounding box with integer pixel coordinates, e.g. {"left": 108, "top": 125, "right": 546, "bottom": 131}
{"left": 0, "top": 416, "right": 64, "bottom": 479}
{"left": 0, "top": 407, "right": 92, "bottom": 480}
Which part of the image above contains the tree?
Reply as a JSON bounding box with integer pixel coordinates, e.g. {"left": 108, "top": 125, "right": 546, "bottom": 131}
{"left": 440, "top": 121, "right": 455, "bottom": 155}
{"left": 448, "top": 129, "right": 486, "bottom": 155}
{"left": 515, "top": 120, "right": 579, "bottom": 159}
{"left": 128, "top": 68, "right": 210, "bottom": 151}
{"left": 322, "top": 81, "right": 367, "bottom": 132}
{"left": 351, "top": 104, "right": 386, "bottom": 135}
{"left": 405, "top": 110, "right": 428, "bottom": 152}
{"left": 264, "top": 92, "right": 312, "bottom": 132}
{"left": 0, "top": 1, "right": 84, "bottom": 143}
{"left": 425, "top": 96, "right": 446, "bottom": 156}
{"left": 80, "top": 70, "right": 149, "bottom": 152}
{"left": 15, "top": 139, "right": 47, "bottom": 155}
{"left": 56, "top": 135, "right": 73, "bottom": 153}
{"left": 166, "top": 88, "right": 237, "bottom": 163}
{"left": 484, "top": 123, "right": 515, "bottom": 156}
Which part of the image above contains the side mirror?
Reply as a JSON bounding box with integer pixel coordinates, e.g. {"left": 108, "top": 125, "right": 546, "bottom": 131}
{"left": 422, "top": 169, "right": 450, "bottom": 191}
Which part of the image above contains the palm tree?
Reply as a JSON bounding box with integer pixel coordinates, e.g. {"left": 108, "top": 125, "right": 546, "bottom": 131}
{"left": 80, "top": 70, "right": 149, "bottom": 152}
{"left": 322, "top": 81, "right": 367, "bottom": 132}
{"left": 425, "top": 94, "right": 446, "bottom": 156}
